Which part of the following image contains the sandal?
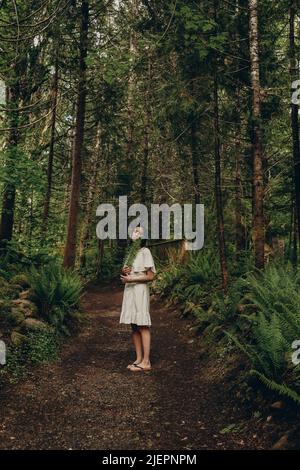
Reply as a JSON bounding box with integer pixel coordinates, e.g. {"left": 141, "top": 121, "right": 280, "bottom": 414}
{"left": 127, "top": 362, "right": 141, "bottom": 369}
{"left": 129, "top": 363, "right": 151, "bottom": 372}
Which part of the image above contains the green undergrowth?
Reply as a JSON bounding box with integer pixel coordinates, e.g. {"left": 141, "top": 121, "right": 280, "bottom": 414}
{"left": 153, "top": 249, "right": 300, "bottom": 406}
{"left": 0, "top": 246, "right": 85, "bottom": 387}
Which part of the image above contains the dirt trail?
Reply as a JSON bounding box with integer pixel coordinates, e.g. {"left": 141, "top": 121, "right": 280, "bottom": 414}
{"left": 0, "top": 284, "right": 273, "bottom": 450}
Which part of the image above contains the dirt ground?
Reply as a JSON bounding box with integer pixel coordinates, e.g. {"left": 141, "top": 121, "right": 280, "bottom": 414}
{"left": 0, "top": 283, "right": 279, "bottom": 450}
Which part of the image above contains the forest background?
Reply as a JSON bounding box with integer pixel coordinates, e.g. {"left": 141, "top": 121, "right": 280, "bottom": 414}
{"left": 1, "top": 0, "right": 300, "bottom": 414}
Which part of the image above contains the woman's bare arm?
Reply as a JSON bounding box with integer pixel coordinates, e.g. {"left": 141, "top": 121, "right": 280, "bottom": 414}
{"left": 120, "top": 269, "right": 154, "bottom": 284}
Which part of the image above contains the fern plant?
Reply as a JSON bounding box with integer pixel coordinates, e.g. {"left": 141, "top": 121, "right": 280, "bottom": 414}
{"left": 251, "top": 371, "right": 300, "bottom": 406}
{"left": 28, "top": 263, "right": 83, "bottom": 332}
{"left": 226, "top": 311, "right": 300, "bottom": 405}
{"left": 222, "top": 263, "right": 300, "bottom": 406}
{"left": 152, "top": 262, "right": 186, "bottom": 297}
{"left": 239, "top": 263, "right": 300, "bottom": 321}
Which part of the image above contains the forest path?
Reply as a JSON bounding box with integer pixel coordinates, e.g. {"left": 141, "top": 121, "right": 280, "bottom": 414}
{"left": 0, "top": 284, "right": 272, "bottom": 450}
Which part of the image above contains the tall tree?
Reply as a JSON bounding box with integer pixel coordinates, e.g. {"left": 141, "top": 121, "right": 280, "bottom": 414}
{"left": 213, "top": 0, "right": 229, "bottom": 290}
{"left": 42, "top": 57, "right": 59, "bottom": 234}
{"left": 64, "top": 0, "right": 89, "bottom": 268}
{"left": 290, "top": 0, "right": 300, "bottom": 256}
{"left": 0, "top": 77, "right": 20, "bottom": 246}
{"left": 249, "top": 0, "right": 265, "bottom": 268}
{"left": 140, "top": 54, "right": 151, "bottom": 204}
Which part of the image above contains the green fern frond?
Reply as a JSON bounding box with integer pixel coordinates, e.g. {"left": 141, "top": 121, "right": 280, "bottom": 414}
{"left": 251, "top": 370, "right": 300, "bottom": 406}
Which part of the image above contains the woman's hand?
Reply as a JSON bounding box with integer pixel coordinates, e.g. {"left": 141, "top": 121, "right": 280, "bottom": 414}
{"left": 122, "top": 265, "right": 131, "bottom": 275}
{"left": 120, "top": 269, "right": 154, "bottom": 284}
{"left": 120, "top": 274, "right": 134, "bottom": 284}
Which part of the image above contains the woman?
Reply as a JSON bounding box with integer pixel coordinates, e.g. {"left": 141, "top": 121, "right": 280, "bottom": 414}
{"left": 120, "top": 229, "right": 156, "bottom": 372}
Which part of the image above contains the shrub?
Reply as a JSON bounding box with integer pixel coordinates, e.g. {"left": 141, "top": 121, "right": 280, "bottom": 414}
{"left": 79, "top": 243, "right": 121, "bottom": 281}
{"left": 225, "top": 263, "right": 300, "bottom": 405}
{"left": 97, "top": 247, "right": 120, "bottom": 280}
{"left": 152, "top": 262, "right": 185, "bottom": 299}
{"left": 153, "top": 249, "right": 221, "bottom": 313}
{"left": 28, "top": 263, "right": 83, "bottom": 333}
{"left": 156, "top": 252, "right": 300, "bottom": 405}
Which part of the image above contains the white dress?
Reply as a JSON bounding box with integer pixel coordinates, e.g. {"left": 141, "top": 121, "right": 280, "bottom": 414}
{"left": 120, "top": 247, "right": 156, "bottom": 326}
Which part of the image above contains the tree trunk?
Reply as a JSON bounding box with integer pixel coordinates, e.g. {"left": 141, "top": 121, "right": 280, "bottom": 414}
{"left": 189, "top": 65, "right": 201, "bottom": 206}
{"left": 191, "top": 120, "right": 201, "bottom": 205}
{"left": 121, "top": 0, "right": 139, "bottom": 195}
{"left": 79, "top": 125, "right": 101, "bottom": 268}
{"left": 96, "top": 239, "right": 104, "bottom": 278}
{"left": 293, "top": 202, "right": 298, "bottom": 263}
{"left": 235, "top": 91, "right": 245, "bottom": 252}
{"left": 214, "top": 74, "right": 229, "bottom": 291}
{"left": 234, "top": 1, "right": 245, "bottom": 252}
{"left": 290, "top": 2, "right": 300, "bottom": 249}
{"left": 63, "top": 0, "right": 89, "bottom": 268}
{"left": 249, "top": 0, "right": 265, "bottom": 268}
{"left": 0, "top": 81, "right": 20, "bottom": 247}
{"left": 235, "top": 146, "right": 245, "bottom": 252}
{"left": 126, "top": 27, "right": 136, "bottom": 166}
{"left": 213, "top": 0, "right": 228, "bottom": 291}
{"left": 140, "top": 57, "right": 151, "bottom": 204}
{"left": 42, "top": 58, "right": 59, "bottom": 234}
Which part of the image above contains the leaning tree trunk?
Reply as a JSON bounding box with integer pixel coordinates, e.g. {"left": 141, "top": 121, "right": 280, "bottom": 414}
{"left": 249, "top": 0, "right": 265, "bottom": 268}
{"left": 290, "top": 1, "right": 300, "bottom": 254}
{"left": 0, "top": 81, "right": 20, "bottom": 247}
{"left": 42, "top": 57, "right": 59, "bottom": 234}
{"left": 63, "top": 0, "right": 89, "bottom": 268}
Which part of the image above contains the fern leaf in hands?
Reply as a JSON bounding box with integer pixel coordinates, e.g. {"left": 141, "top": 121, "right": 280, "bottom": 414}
{"left": 123, "top": 239, "right": 142, "bottom": 269}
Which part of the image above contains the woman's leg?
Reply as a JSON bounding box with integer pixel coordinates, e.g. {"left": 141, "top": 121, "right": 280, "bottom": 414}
{"left": 130, "top": 324, "right": 143, "bottom": 365}
{"left": 138, "top": 326, "right": 151, "bottom": 368}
